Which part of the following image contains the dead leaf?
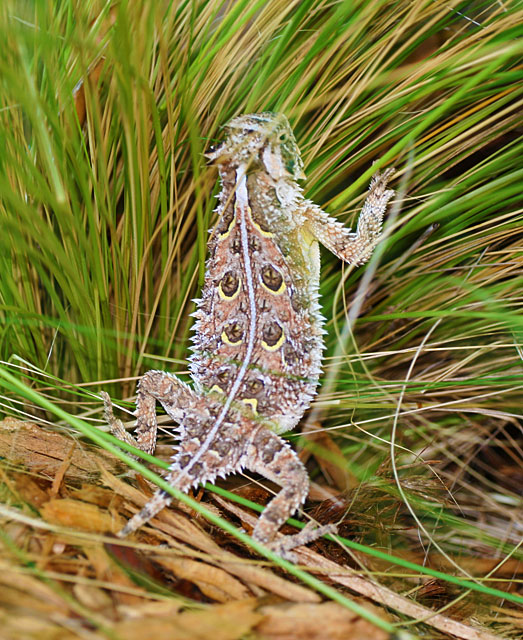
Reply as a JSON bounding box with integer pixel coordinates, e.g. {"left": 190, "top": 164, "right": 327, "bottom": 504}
{"left": 157, "top": 556, "right": 250, "bottom": 602}
{"left": 40, "top": 498, "right": 120, "bottom": 533}
{"left": 256, "top": 601, "right": 389, "bottom": 640}
{"left": 113, "top": 599, "right": 262, "bottom": 640}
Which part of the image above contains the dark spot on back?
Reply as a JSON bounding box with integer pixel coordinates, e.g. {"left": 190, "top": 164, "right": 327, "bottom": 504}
{"left": 219, "top": 271, "right": 240, "bottom": 297}
{"left": 261, "top": 264, "right": 283, "bottom": 292}
{"left": 245, "top": 377, "right": 264, "bottom": 395}
{"left": 263, "top": 321, "right": 283, "bottom": 347}
{"left": 282, "top": 343, "right": 298, "bottom": 365}
{"left": 217, "top": 207, "right": 234, "bottom": 236}
{"left": 224, "top": 321, "right": 244, "bottom": 344}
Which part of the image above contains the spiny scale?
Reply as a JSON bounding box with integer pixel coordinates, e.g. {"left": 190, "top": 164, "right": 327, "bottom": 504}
{"left": 102, "top": 112, "right": 395, "bottom": 559}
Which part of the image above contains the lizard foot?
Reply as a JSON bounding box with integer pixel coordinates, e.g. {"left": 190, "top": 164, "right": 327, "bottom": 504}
{"left": 261, "top": 522, "right": 338, "bottom": 563}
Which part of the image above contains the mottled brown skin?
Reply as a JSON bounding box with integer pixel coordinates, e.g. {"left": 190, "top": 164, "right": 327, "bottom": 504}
{"left": 102, "top": 112, "right": 394, "bottom": 559}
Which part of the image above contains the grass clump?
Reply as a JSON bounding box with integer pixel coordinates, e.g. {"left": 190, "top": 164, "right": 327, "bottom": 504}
{"left": 0, "top": 1, "right": 522, "bottom": 638}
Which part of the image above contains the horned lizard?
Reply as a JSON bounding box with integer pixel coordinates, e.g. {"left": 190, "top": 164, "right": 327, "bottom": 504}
{"left": 102, "top": 112, "right": 394, "bottom": 559}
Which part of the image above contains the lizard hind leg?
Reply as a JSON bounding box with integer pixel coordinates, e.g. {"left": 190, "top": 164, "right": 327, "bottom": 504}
{"left": 115, "top": 460, "right": 197, "bottom": 538}
{"left": 102, "top": 370, "right": 204, "bottom": 458}
{"left": 116, "top": 488, "right": 173, "bottom": 538}
{"left": 246, "top": 427, "right": 337, "bottom": 561}
{"left": 101, "top": 370, "right": 218, "bottom": 537}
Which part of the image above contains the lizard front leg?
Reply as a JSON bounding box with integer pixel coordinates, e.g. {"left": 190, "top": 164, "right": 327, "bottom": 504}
{"left": 303, "top": 168, "right": 395, "bottom": 265}
{"left": 245, "top": 426, "right": 337, "bottom": 560}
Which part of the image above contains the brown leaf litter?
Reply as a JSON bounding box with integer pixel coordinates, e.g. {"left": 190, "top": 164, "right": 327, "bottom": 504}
{"left": 0, "top": 417, "right": 520, "bottom": 640}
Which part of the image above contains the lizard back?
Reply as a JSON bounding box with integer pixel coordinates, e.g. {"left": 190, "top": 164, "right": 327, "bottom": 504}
{"left": 190, "top": 113, "right": 324, "bottom": 434}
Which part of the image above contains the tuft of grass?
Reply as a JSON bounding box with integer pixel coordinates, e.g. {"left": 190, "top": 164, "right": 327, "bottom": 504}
{"left": 0, "top": 1, "right": 522, "bottom": 637}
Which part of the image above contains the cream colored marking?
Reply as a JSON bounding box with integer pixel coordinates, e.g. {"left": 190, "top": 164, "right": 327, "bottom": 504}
{"left": 261, "top": 328, "right": 285, "bottom": 352}
{"left": 219, "top": 215, "right": 236, "bottom": 239}
{"left": 218, "top": 276, "right": 241, "bottom": 301}
{"left": 260, "top": 276, "right": 286, "bottom": 295}
{"left": 221, "top": 330, "right": 242, "bottom": 346}
{"left": 210, "top": 385, "right": 224, "bottom": 394}
{"left": 242, "top": 398, "right": 258, "bottom": 414}
{"left": 178, "top": 167, "right": 257, "bottom": 477}
{"left": 249, "top": 206, "right": 274, "bottom": 237}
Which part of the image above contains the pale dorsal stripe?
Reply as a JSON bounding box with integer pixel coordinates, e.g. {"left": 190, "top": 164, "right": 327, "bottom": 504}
{"left": 178, "top": 167, "right": 256, "bottom": 473}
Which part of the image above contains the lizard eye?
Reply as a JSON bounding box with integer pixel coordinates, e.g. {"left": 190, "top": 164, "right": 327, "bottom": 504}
{"left": 279, "top": 133, "right": 287, "bottom": 142}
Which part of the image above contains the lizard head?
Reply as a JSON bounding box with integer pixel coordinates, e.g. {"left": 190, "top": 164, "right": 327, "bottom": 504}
{"left": 206, "top": 112, "right": 306, "bottom": 181}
